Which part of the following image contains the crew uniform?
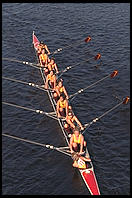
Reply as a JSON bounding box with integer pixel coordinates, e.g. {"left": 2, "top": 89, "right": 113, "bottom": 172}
{"left": 39, "top": 53, "right": 48, "bottom": 66}
{"left": 64, "top": 114, "right": 76, "bottom": 135}
{"left": 58, "top": 99, "right": 67, "bottom": 116}
{"left": 47, "top": 73, "right": 56, "bottom": 88}
{"left": 48, "top": 63, "right": 56, "bottom": 72}
{"left": 72, "top": 134, "right": 86, "bottom": 153}
{"left": 59, "top": 99, "right": 67, "bottom": 109}
{"left": 54, "top": 85, "right": 65, "bottom": 101}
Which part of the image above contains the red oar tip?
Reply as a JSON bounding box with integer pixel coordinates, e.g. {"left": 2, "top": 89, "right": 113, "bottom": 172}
{"left": 94, "top": 53, "right": 101, "bottom": 60}
{"left": 123, "top": 96, "right": 130, "bottom": 104}
{"left": 85, "top": 36, "right": 91, "bottom": 43}
{"left": 110, "top": 70, "right": 118, "bottom": 78}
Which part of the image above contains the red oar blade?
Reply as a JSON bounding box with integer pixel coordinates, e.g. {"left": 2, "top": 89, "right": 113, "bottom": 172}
{"left": 123, "top": 96, "right": 130, "bottom": 104}
{"left": 110, "top": 70, "right": 118, "bottom": 78}
{"left": 94, "top": 53, "right": 101, "bottom": 60}
{"left": 85, "top": 36, "right": 91, "bottom": 43}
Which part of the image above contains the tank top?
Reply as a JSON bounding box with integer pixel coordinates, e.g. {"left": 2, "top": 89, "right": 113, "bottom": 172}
{"left": 59, "top": 100, "right": 66, "bottom": 108}
{"left": 73, "top": 134, "right": 81, "bottom": 144}
{"left": 48, "top": 74, "right": 55, "bottom": 82}
{"left": 58, "top": 86, "right": 64, "bottom": 93}
{"left": 40, "top": 53, "right": 47, "bottom": 62}
{"left": 48, "top": 63, "right": 55, "bottom": 71}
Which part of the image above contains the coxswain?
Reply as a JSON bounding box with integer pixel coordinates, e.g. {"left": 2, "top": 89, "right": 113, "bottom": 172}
{"left": 69, "top": 128, "right": 86, "bottom": 155}
{"left": 72, "top": 152, "right": 91, "bottom": 169}
{"left": 40, "top": 41, "right": 51, "bottom": 55}
{"left": 39, "top": 49, "right": 49, "bottom": 66}
{"left": 44, "top": 70, "right": 56, "bottom": 89}
{"left": 56, "top": 94, "right": 69, "bottom": 118}
{"left": 47, "top": 58, "right": 59, "bottom": 74}
{"left": 54, "top": 80, "right": 69, "bottom": 101}
{"left": 65, "top": 111, "right": 84, "bottom": 131}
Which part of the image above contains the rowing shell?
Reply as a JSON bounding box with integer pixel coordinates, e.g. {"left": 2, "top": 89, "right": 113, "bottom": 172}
{"left": 32, "top": 31, "right": 100, "bottom": 195}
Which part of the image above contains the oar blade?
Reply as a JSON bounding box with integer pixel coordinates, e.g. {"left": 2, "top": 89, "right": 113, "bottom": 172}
{"left": 110, "top": 70, "right": 118, "bottom": 78}
{"left": 123, "top": 96, "right": 130, "bottom": 104}
{"left": 84, "top": 36, "right": 91, "bottom": 43}
{"left": 94, "top": 53, "right": 101, "bottom": 60}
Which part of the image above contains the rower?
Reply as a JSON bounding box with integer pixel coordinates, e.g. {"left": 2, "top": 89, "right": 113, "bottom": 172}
{"left": 56, "top": 94, "right": 69, "bottom": 118}
{"left": 69, "top": 128, "right": 86, "bottom": 155}
{"left": 47, "top": 58, "right": 59, "bottom": 74}
{"left": 72, "top": 152, "right": 91, "bottom": 169}
{"left": 44, "top": 70, "right": 56, "bottom": 90}
{"left": 39, "top": 41, "right": 51, "bottom": 55}
{"left": 39, "top": 49, "right": 49, "bottom": 66}
{"left": 65, "top": 111, "right": 84, "bottom": 131}
{"left": 54, "top": 80, "right": 69, "bottom": 101}
{"left": 37, "top": 44, "right": 43, "bottom": 57}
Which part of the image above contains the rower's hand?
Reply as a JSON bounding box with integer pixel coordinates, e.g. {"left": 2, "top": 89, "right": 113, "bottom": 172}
{"left": 58, "top": 114, "right": 61, "bottom": 118}
{"left": 79, "top": 151, "right": 84, "bottom": 155}
{"left": 81, "top": 127, "right": 84, "bottom": 131}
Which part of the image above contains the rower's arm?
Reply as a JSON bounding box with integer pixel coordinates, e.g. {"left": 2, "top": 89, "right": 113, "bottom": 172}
{"left": 45, "top": 54, "right": 48, "bottom": 65}
{"left": 45, "top": 45, "right": 50, "bottom": 54}
{"left": 79, "top": 135, "right": 84, "bottom": 154}
{"left": 53, "top": 76, "right": 57, "bottom": 89}
{"left": 45, "top": 75, "right": 49, "bottom": 89}
{"left": 39, "top": 55, "right": 43, "bottom": 66}
{"left": 74, "top": 116, "right": 84, "bottom": 130}
{"left": 56, "top": 100, "right": 61, "bottom": 117}
{"left": 66, "top": 117, "right": 75, "bottom": 129}
{"left": 55, "top": 87, "right": 60, "bottom": 97}
{"left": 63, "top": 87, "right": 69, "bottom": 99}
{"left": 66, "top": 100, "right": 69, "bottom": 116}
{"left": 54, "top": 63, "right": 59, "bottom": 73}
{"left": 69, "top": 136, "right": 74, "bottom": 153}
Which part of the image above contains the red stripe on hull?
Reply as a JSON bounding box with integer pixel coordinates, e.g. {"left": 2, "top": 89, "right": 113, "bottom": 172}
{"left": 82, "top": 170, "right": 100, "bottom": 195}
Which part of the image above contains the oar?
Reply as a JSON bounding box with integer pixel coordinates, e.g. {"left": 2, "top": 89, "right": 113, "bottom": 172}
{"left": 2, "top": 57, "right": 42, "bottom": 69}
{"left": 82, "top": 96, "right": 130, "bottom": 134}
{"left": 2, "top": 101, "right": 58, "bottom": 121}
{"left": 69, "top": 70, "right": 118, "bottom": 101}
{"left": 51, "top": 36, "right": 92, "bottom": 55}
{"left": 57, "top": 53, "right": 101, "bottom": 79}
{"left": 56, "top": 49, "right": 95, "bottom": 64}
{"left": 2, "top": 76, "right": 54, "bottom": 92}
{"left": 2, "top": 133, "right": 71, "bottom": 157}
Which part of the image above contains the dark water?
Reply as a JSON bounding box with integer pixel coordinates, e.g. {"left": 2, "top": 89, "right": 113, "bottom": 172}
{"left": 2, "top": 3, "right": 130, "bottom": 195}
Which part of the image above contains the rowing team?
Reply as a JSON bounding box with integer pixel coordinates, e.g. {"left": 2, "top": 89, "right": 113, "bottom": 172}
{"left": 37, "top": 41, "right": 91, "bottom": 169}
